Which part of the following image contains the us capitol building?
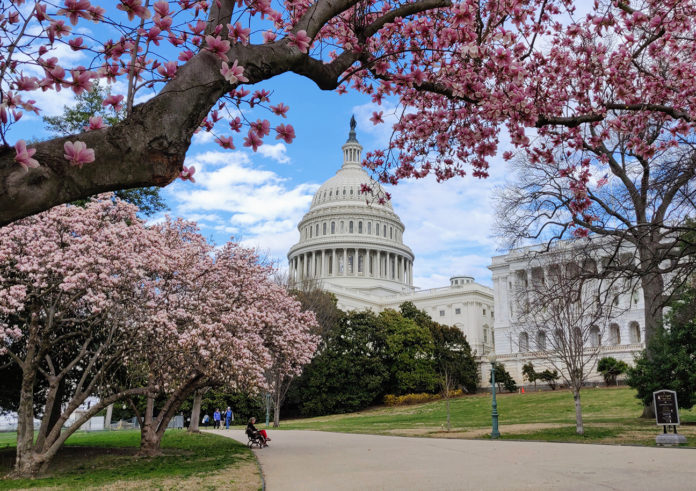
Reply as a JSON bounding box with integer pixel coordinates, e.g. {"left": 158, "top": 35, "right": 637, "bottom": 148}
{"left": 287, "top": 120, "right": 495, "bottom": 356}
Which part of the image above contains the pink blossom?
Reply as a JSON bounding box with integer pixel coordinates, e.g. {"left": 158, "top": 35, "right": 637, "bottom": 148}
{"left": 117, "top": 0, "right": 151, "bottom": 21}
{"left": 263, "top": 31, "right": 277, "bottom": 43}
{"left": 14, "top": 140, "right": 39, "bottom": 171}
{"left": 243, "top": 130, "right": 263, "bottom": 151}
{"left": 157, "top": 61, "right": 178, "bottom": 78}
{"left": 64, "top": 141, "right": 96, "bottom": 168}
{"left": 102, "top": 94, "right": 124, "bottom": 111}
{"left": 85, "top": 116, "right": 105, "bottom": 131}
{"left": 205, "top": 35, "right": 230, "bottom": 62}
{"left": 57, "top": 0, "right": 93, "bottom": 26}
{"left": 220, "top": 60, "right": 248, "bottom": 84}
{"left": 227, "top": 22, "right": 251, "bottom": 45}
{"left": 180, "top": 165, "right": 196, "bottom": 182}
{"left": 370, "top": 111, "right": 384, "bottom": 125}
{"left": 275, "top": 124, "right": 295, "bottom": 144}
{"left": 216, "top": 136, "right": 235, "bottom": 149}
{"left": 250, "top": 119, "right": 270, "bottom": 137}
{"left": 270, "top": 103, "right": 289, "bottom": 118}
{"left": 288, "top": 30, "right": 311, "bottom": 53}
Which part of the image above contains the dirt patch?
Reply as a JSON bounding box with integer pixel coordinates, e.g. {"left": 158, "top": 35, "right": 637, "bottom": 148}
{"left": 0, "top": 446, "right": 138, "bottom": 475}
{"left": 92, "top": 457, "right": 262, "bottom": 490}
{"left": 384, "top": 423, "right": 570, "bottom": 439}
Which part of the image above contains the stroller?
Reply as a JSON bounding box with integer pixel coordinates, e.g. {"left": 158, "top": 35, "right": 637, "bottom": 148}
{"left": 245, "top": 427, "right": 267, "bottom": 448}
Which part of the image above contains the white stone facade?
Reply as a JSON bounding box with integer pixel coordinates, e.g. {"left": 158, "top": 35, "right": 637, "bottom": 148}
{"left": 488, "top": 243, "right": 647, "bottom": 386}
{"left": 288, "top": 125, "right": 494, "bottom": 356}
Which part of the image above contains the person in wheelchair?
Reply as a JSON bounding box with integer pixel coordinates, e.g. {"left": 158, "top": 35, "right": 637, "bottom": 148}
{"left": 246, "top": 417, "right": 271, "bottom": 447}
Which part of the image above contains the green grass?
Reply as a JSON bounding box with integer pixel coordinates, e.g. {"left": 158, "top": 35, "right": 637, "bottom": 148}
{"left": 279, "top": 387, "right": 696, "bottom": 446}
{"left": 0, "top": 429, "right": 256, "bottom": 489}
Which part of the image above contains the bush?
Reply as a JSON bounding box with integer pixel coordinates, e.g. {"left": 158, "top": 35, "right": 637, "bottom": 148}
{"left": 383, "top": 390, "right": 464, "bottom": 407}
{"left": 538, "top": 369, "right": 560, "bottom": 390}
{"left": 597, "top": 357, "right": 629, "bottom": 386}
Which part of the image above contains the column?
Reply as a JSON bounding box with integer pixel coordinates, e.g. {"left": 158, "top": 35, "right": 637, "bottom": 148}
{"left": 321, "top": 250, "right": 326, "bottom": 278}
{"left": 332, "top": 248, "right": 337, "bottom": 276}
{"left": 343, "top": 248, "right": 347, "bottom": 276}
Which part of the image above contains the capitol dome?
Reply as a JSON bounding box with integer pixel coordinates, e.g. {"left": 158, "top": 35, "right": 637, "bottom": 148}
{"left": 288, "top": 119, "right": 414, "bottom": 295}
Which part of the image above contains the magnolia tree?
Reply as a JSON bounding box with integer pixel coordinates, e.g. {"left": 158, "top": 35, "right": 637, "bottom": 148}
{"left": 3, "top": 1, "right": 696, "bottom": 225}
{"left": 126, "top": 219, "right": 318, "bottom": 455}
{"left": 0, "top": 197, "right": 159, "bottom": 477}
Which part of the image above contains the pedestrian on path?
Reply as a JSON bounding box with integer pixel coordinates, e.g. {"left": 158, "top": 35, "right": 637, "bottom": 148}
{"left": 202, "top": 414, "right": 210, "bottom": 427}
{"left": 213, "top": 408, "right": 221, "bottom": 429}
{"left": 225, "top": 406, "right": 234, "bottom": 429}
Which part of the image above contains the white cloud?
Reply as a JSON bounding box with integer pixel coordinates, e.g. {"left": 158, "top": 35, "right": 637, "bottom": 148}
{"left": 257, "top": 143, "right": 290, "bottom": 163}
{"left": 166, "top": 151, "right": 319, "bottom": 260}
{"left": 192, "top": 131, "right": 216, "bottom": 146}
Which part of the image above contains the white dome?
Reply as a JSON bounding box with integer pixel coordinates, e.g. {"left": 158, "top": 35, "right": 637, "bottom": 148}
{"left": 288, "top": 120, "right": 414, "bottom": 295}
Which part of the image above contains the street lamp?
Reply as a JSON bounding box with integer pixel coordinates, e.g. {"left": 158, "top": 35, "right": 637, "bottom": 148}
{"left": 488, "top": 353, "right": 500, "bottom": 439}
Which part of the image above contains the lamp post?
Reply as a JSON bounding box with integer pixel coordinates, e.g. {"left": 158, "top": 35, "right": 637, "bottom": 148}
{"left": 488, "top": 353, "right": 500, "bottom": 439}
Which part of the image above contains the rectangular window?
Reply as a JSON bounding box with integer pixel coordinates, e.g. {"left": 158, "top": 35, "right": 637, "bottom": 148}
{"left": 358, "top": 222, "right": 363, "bottom": 233}
{"left": 483, "top": 309, "right": 486, "bottom": 316}
{"left": 323, "top": 223, "right": 327, "bottom": 235}
{"left": 367, "top": 222, "right": 372, "bottom": 234}
{"left": 439, "top": 310, "right": 445, "bottom": 317}
{"left": 455, "top": 308, "right": 461, "bottom": 315}
{"left": 331, "top": 222, "right": 335, "bottom": 234}
{"left": 349, "top": 221, "right": 354, "bottom": 233}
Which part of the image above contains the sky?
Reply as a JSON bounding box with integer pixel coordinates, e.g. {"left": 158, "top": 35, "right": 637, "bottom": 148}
{"left": 9, "top": 5, "right": 520, "bottom": 290}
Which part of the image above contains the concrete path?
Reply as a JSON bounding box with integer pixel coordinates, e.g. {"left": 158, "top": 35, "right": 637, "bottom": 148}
{"left": 208, "top": 429, "right": 696, "bottom": 490}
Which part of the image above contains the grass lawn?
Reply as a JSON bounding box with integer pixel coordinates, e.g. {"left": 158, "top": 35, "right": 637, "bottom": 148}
{"left": 280, "top": 387, "right": 696, "bottom": 446}
{"left": 0, "top": 429, "right": 261, "bottom": 490}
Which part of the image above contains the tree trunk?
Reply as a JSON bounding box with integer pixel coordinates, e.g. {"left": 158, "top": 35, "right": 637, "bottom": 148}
{"left": 273, "top": 385, "right": 281, "bottom": 428}
{"left": 139, "top": 394, "right": 163, "bottom": 457}
{"left": 10, "top": 452, "right": 45, "bottom": 478}
{"left": 446, "top": 397, "right": 451, "bottom": 432}
{"left": 641, "top": 271, "right": 664, "bottom": 345}
{"left": 14, "top": 324, "right": 39, "bottom": 477}
{"left": 188, "top": 391, "right": 203, "bottom": 433}
{"left": 105, "top": 404, "right": 113, "bottom": 430}
{"left": 139, "top": 424, "right": 163, "bottom": 457}
{"left": 641, "top": 401, "right": 656, "bottom": 419}
{"left": 573, "top": 389, "right": 584, "bottom": 435}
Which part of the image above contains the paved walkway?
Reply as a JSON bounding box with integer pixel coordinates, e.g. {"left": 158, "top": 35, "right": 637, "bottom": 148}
{"left": 208, "top": 429, "right": 696, "bottom": 490}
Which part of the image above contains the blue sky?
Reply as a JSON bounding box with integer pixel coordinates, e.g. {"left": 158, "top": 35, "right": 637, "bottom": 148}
{"left": 10, "top": 7, "right": 516, "bottom": 289}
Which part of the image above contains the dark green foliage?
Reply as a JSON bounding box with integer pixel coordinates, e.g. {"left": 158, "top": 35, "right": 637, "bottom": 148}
{"left": 285, "top": 311, "right": 389, "bottom": 417}
{"left": 400, "top": 302, "right": 478, "bottom": 393}
{"left": 522, "top": 362, "right": 538, "bottom": 388}
{"left": 538, "top": 369, "right": 560, "bottom": 390}
{"left": 379, "top": 309, "right": 438, "bottom": 395}
{"left": 597, "top": 357, "right": 629, "bottom": 386}
{"left": 490, "top": 363, "right": 517, "bottom": 392}
{"left": 627, "top": 286, "right": 696, "bottom": 410}
{"left": 43, "top": 86, "right": 167, "bottom": 217}
{"left": 179, "top": 389, "right": 265, "bottom": 426}
{"left": 285, "top": 304, "right": 480, "bottom": 417}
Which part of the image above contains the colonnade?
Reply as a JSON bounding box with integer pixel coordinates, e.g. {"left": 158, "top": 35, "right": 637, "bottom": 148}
{"left": 289, "top": 248, "right": 413, "bottom": 286}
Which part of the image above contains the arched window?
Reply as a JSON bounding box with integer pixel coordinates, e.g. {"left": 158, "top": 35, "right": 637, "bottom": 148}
{"left": 315, "top": 224, "right": 319, "bottom": 236}
{"left": 358, "top": 222, "right": 363, "bottom": 234}
{"left": 367, "top": 222, "right": 371, "bottom": 234}
{"left": 323, "top": 223, "right": 327, "bottom": 235}
{"left": 309, "top": 227, "right": 312, "bottom": 238}
{"left": 342, "top": 188, "right": 346, "bottom": 196}
{"left": 609, "top": 323, "right": 620, "bottom": 345}
{"left": 390, "top": 227, "right": 393, "bottom": 239}
{"left": 375, "top": 223, "right": 380, "bottom": 235}
{"left": 537, "top": 331, "right": 546, "bottom": 350}
{"left": 331, "top": 222, "right": 335, "bottom": 234}
{"left": 589, "top": 326, "right": 601, "bottom": 347}
{"left": 349, "top": 221, "right": 354, "bottom": 233}
{"left": 340, "top": 221, "right": 344, "bottom": 233}
{"left": 519, "top": 332, "right": 529, "bottom": 352}
{"left": 383, "top": 226, "right": 387, "bottom": 237}
{"left": 629, "top": 322, "right": 641, "bottom": 343}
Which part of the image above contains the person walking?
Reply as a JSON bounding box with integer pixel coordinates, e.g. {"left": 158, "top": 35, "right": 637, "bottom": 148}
{"left": 225, "top": 406, "right": 234, "bottom": 429}
{"left": 202, "top": 414, "right": 210, "bottom": 428}
{"left": 213, "top": 409, "right": 221, "bottom": 429}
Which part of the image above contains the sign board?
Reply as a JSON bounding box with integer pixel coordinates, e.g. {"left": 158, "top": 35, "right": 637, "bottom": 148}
{"left": 653, "top": 390, "right": 680, "bottom": 426}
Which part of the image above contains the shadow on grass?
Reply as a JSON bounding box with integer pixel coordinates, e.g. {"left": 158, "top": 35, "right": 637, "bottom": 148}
{"left": 482, "top": 425, "right": 626, "bottom": 443}
{"left": 0, "top": 430, "right": 251, "bottom": 489}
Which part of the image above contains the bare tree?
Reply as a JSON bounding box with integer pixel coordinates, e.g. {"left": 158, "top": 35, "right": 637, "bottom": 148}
{"left": 496, "top": 128, "right": 696, "bottom": 346}
{"left": 514, "top": 251, "right": 617, "bottom": 435}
